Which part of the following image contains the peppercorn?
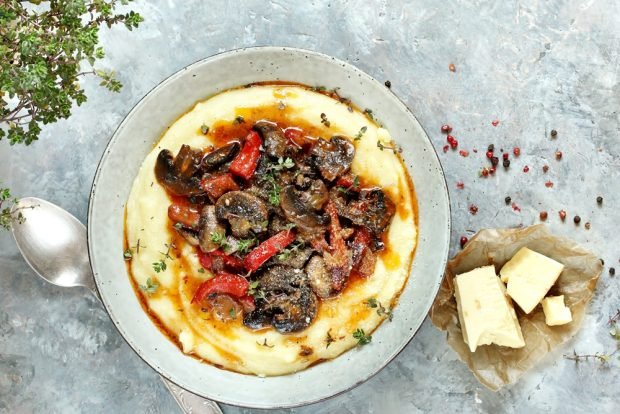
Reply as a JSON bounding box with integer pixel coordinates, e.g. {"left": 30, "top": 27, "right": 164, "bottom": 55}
{"left": 502, "top": 153, "right": 509, "bottom": 160}
{"left": 523, "top": 165, "right": 530, "bottom": 173}
{"left": 550, "top": 129, "right": 557, "bottom": 137}
{"left": 449, "top": 63, "right": 456, "bottom": 72}
{"left": 610, "top": 267, "right": 616, "bottom": 276}
{"left": 540, "top": 211, "right": 548, "bottom": 220}
{"left": 585, "top": 222, "right": 591, "bottom": 230}
{"left": 559, "top": 210, "right": 567, "bottom": 220}
{"left": 543, "top": 165, "right": 549, "bottom": 173}
{"left": 513, "top": 147, "right": 521, "bottom": 156}
{"left": 441, "top": 124, "right": 452, "bottom": 133}
{"left": 384, "top": 80, "right": 392, "bottom": 88}
{"left": 555, "top": 150, "right": 562, "bottom": 160}
{"left": 600, "top": 258, "right": 605, "bottom": 266}
{"left": 596, "top": 196, "right": 603, "bottom": 204}
{"left": 491, "top": 156, "right": 499, "bottom": 166}
{"left": 503, "top": 159, "right": 510, "bottom": 168}
{"left": 488, "top": 144, "right": 495, "bottom": 152}
{"left": 505, "top": 196, "right": 511, "bottom": 205}
{"left": 573, "top": 215, "right": 581, "bottom": 224}
{"left": 460, "top": 236, "right": 468, "bottom": 248}
{"left": 489, "top": 166, "right": 496, "bottom": 174}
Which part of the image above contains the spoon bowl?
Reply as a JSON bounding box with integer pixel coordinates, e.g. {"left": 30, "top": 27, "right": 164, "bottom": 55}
{"left": 11, "top": 197, "right": 95, "bottom": 293}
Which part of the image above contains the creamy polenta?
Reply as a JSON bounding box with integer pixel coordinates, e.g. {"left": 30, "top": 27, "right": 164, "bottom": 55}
{"left": 125, "top": 84, "right": 417, "bottom": 376}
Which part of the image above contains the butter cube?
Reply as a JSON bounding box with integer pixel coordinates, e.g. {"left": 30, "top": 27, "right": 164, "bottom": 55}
{"left": 541, "top": 295, "right": 572, "bottom": 326}
{"left": 500, "top": 247, "right": 564, "bottom": 314}
{"left": 454, "top": 266, "right": 525, "bottom": 352}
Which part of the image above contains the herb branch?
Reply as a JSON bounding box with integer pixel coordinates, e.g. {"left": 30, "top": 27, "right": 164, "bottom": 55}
{"left": 354, "top": 126, "right": 368, "bottom": 141}
{"left": 377, "top": 141, "right": 403, "bottom": 154}
{"left": 0, "top": 187, "right": 35, "bottom": 231}
{"left": 563, "top": 350, "right": 615, "bottom": 364}
{"left": 0, "top": 0, "right": 143, "bottom": 146}
{"left": 210, "top": 232, "right": 228, "bottom": 249}
{"left": 277, "top": 241, "right": 305, "bottom": 261}
{"left": 352, "top": 328, "right": 372, "bottom": 346}
{"left": 325, "top": 329, "right": 335, "bottom": 349}
{"left": 365, "top": 298, "right": 394, "bottom": 321}
{"left": 257, "top": 338, "right": 274, "bottom": 348}
{"left": 152, "top": 243, "right": 173, "bottom": 273}
{"left": 139, "top": 277, "right": 159, "bottom": 295}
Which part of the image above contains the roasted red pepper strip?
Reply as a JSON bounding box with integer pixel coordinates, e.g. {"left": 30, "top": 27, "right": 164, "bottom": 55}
{"left": 244, "top": 230, "right": 296, "bottom": 272}
{"left": 197, "top": 249, "right": 244, "bottom": 272}
{"left": 211, "top": 249, "right": 245, "bottom": 272}
{"left": 229, "top": 131, "right": 261, "bottom": 180}
{"left": 168, "top": 200, "right": 201, "bottom": 228}
{"left": 197, "top": 250, "right": 212, "bottom": 269}
{"left": 191, "top": 272, "right": 250, "bottom": 303}
{"left": 200, "top": 173, "right": 239, "bottom": 201}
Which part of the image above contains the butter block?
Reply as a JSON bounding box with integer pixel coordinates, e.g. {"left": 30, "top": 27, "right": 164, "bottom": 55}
{"left": 500, "top": 247, "right": 564, "bottom": 314}
{"left": 454, "top": 265, "right": 525, "bottom": 352}
{"left": 541, "top": 295, "right": 572, "bottom": 326}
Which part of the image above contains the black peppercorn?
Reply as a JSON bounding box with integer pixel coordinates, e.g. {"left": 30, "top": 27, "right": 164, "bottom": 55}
{"left": 488, "top": 144, "right": 495, "bottom": 152}
{"left": 610, "top": 267, "right": 616, "bottom": 276}
{"left": 384, "top": 80, "right": 391, "bottom": 88}
{"left": 505, "top": 196, "right": 511, "bottom": 205}
{"left": 550, "top": 129, "right": 557, "bottom": 137}
{"left": 503, "top": 159, "right": 510, "bottom": 168}
{"left": 491, "top": 156, "right": 499, "bottom": 166}
{"left": 596, "top": 196, "right": 603, "bottom": 204}
{"left": 573, "top": 215, "right": 581, "bottom": 224}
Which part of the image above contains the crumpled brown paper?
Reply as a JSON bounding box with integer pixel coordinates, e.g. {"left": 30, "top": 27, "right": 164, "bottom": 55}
{"left": 429, "top": 224, "right": 602, "bottom": 391}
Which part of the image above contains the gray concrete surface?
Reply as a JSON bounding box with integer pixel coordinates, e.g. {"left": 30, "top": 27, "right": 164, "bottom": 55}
{"left": 1, "top": 0, "right": 619, "bottom": 413}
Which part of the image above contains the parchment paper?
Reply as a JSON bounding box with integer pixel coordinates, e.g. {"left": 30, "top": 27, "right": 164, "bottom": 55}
{"left": 429, "top": 224, "right": 603, "bottom": 391}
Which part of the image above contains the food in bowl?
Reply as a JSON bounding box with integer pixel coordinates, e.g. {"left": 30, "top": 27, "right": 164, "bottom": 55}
{"left": 124, "top": 83, "right": 417, "bottom": 375}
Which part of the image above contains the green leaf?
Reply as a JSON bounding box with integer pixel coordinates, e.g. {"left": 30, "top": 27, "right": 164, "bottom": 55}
{"left": 352, "top": 328, "right": 372, "bottom": 346}
{"left": 139, "top": 277, "right": 159, "bottom": 294}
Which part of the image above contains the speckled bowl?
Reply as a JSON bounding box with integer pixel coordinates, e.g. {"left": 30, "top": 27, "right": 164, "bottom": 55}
{"left": 88, "top": 47, "right": 450, "bottom": 408}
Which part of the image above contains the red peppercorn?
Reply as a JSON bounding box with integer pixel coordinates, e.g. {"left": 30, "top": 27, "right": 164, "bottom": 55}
{"left": 481, "top": 168, "right": 489, "bottom": 177}
{"left": 469, "top": 205, "right": 478, "bottom": 215}
{"left": 456, "top": 181, "right": 464, "bottom": 189}
{"left": 543, "top": 165, "right": 549, "bottom": 173}
{"left": 555, "top": 150, "right": 562, "bottom": 160}
{"left": 545, "top": 181, "right": 554, "bottom": 188}
{"left": 460, "top": 236, "right": 468, "bottom": 248}
{"left": 492, "top": 120, "right": 499, "bottom": 127}
{"left": 489, "top": 166, "right": 496, "bottom": 174}
{"left": 523, "top": 166, "right": 530, "bottom": 173}
{"left": 450, "top": 139, "right": 458, "bottom": 149}
{"left": 540, "top": 211, "right": 548, "bottom": 221}
{"left": 459, "top": 149, "right": 469, "bottom": 157}
{"left": 447, "top": 135, "right": 455, "bottom": 143}
{"left": 443, "top": 145, "right": 449, "bottom": 153}
{"left": 513, "top": 147, "right": 521, "bottom": 156}
{"left": 559, "top": 210, "right": 567, "bottom": 220}
{"left": 441, "top": 124, "right": 452, "bottom": 133}
{"left": 486, "top": 151, "right": 493, "bottom": 159}
{"left": 502, "top": 153, "right": 509, "bottom": 160}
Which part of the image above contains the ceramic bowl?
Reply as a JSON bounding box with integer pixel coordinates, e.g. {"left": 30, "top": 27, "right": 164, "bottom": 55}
{"left": 88, "top": 47, "right": 450, "bottom": 408}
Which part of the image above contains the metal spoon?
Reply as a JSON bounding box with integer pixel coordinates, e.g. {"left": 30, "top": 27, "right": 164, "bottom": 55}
{"left": 11, "top": 197, "right": 223, "bottom": 414}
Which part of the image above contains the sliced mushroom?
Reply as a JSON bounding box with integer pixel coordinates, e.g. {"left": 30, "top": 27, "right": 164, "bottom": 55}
{"left": 207, "top": 294, "right": 243, "bottom": 322}
{"left": 215, "top": 191, "right": 269, "bottom": 238}
{"left": 306, "top": 255, "right": 336, "bottom": 298}
{"left": 202, "top": 142, "right": 240, "bottom": 171}
{"left": 331, "top": 187, "right": 395, "bottom": 234}
{"left": 243, "top": 266, "right": 317, "bottom": 333}
{"left": 198, "top": 205, "right": 226, "bottom": 252}
{"left": 175, "top": 226, "right": 200, "bottom": 246}
{"left": 310, "top": 136, "right": 355, "bottom": 181}
{"left": 155, "top": 145, "right": 204, "bottom": 196}
{"left": 280, "top": 185, "right": 328, "bottom": 234}
{"left": 298, "top": 179, "right": 328, "bottom": 210}
{"left": 254, "top": 121, "right": 288, "bottom": 159}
